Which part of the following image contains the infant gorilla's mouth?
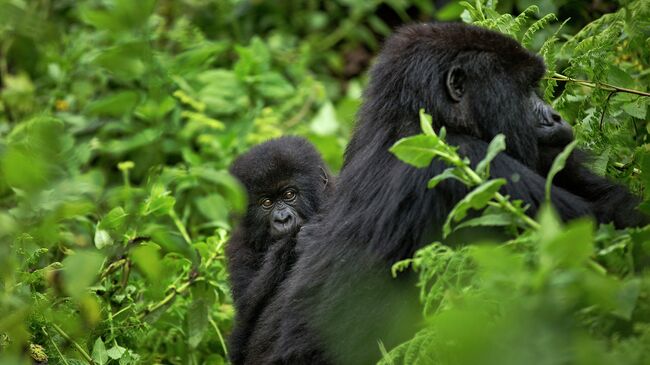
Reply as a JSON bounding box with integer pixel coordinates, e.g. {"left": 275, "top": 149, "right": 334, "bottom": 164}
{"left": 270, "top": 217, "right": 302, "bottom": 238}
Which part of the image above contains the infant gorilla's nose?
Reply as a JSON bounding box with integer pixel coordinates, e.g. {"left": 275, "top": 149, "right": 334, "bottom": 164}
{"left": 274, "top": 211, "right": 292, "bottom": 225}
{"left": 271, "top": 210, "right": 297, "bottom": 236}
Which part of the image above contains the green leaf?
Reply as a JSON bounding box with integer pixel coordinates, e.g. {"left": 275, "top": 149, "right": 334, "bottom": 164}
{"left": 187, "top": 295, "right": 209, "bottom": 349}
{"left": 427, "top": 168, "right": 464, "bottom": 189}
{"left": 194, "top": 194, "right": 229, "bottom": 226}
{"left": 613, "top": 279, "right": 641, "bottom": 320}
{"left": 85, "top": 91, "right": 140, "bottom": 117}
{"left": 253, "top": 72, "right": 295, "bottom": 100}
{"left": 131, "top": 243, "right": 161, "bottom": 281}
{"left": 390, "top": 135, "right": 441, "bottom": 168}
{"left": 419, "top": 109, "right": 435, "bottom": 136}
{"left": 443, "top": 179, "right": 507, "bottom": 238}
{"left": 454, "top": 213, "right": 513, "bottom": 230}
{"left": 475, "top": 134, "right": 506, "bottom": 178}
{"left": 142, "top": 185, "right": 176, "bottom": 216}
{"left": 621, "top": 96, "right": 648, "bottom": 120}
{"left": 607, "top": 65, "right": 634, "bottom": 88}
{"left": 191, "top": 167, "right": 247, "bottom": 214}
{"left": 62, "top": 251, "right": 105, "bottom": 298}
{"left": 94, "top": 228, "right": 113, "bottom": 249}
{"left": 545, "top": 140, "right": 578, "bottom": 201}
{"left": 107, "top": 344, "right": 127, "bottom": 360}
{"left": 540, "top": 219, "right": 594, "bottom": 269}
{"left": 310, "top": 102, "right": 339, "bottom": 136}
{"left": 92, "top": 338, "right": 108, "bottom": 365}
{"left": 98, "top": 207, "right": 128, "bottom": 231}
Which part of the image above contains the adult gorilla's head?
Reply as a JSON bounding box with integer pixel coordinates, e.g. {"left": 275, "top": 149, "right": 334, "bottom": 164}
{"left": 230, "top": 136, "right": 332, "bottom": 248}
{"left": 352, "top": 22, "right": 573, "bottom": 168}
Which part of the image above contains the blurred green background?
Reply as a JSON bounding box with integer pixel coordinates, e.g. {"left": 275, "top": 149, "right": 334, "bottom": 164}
{"left": 1, "top": 0, "right": 649, "bottom": 364}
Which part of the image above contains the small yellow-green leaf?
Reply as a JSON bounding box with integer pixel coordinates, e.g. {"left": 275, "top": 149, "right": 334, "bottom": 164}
{"left": 419, "top": 109, "right": 436, "bottom": 136}
{"left": 545, "top": 140, "right": 578, "bottom": 201}
{"left": 475, "top": 134, "right": 506, "bottom": 178}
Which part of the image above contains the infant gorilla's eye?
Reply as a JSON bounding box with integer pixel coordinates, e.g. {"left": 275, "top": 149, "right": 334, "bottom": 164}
{"left": 283, "top": 190, "right": 296, "bottom": 201}
{"left": 261, "top": 198, "right": 273, "bottom": 208}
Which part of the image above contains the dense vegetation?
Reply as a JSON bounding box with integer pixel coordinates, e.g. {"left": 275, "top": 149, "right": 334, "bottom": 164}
{"left": 0, "top": 0, "right": 648, "bottom": 364}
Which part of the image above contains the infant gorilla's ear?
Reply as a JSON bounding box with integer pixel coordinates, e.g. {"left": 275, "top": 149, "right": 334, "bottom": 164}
{"left": 224, "top": 136, "right": 334, "bottom": 365}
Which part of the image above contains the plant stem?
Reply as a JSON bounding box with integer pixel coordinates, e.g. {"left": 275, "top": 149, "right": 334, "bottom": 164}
{"left": 50, "top": 323, "right": 95, "bottom": 365}
{"left": 209, "top": 317, "right": 229, "bottom": 357}
{"left": 42, "top": 326, "right": 70, "bottom": 365}
{"left": 462, "top": 164, "right": 540, "bottom": 230}
{"left": 169, "top": 209, "right": 192, "bottom": 244}
{"left": 138, "top": 277, "right": 202, "bottom": 320}
{"left": 550, "top": 73, "right": 650, "bottom": 97}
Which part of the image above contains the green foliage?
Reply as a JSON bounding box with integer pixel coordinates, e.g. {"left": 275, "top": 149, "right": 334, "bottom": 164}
{"left": 0, "top": 0, "right": 648, "bottom": 364}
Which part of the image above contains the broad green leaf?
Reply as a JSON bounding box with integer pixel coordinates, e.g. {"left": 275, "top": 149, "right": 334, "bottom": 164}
{"left": 545, "top": 140, "right": 578, "bottom": 201}
{"left": 613, "top": 278, "right": 641, "bottom": 320}
{"left": 607, "top": 65, "right": 634, "bottom": 88}
{"left": 98, "top": 207, "right": 128, "bottom": 231}
{"left": 141, "top": 185, "right": 175, "bottom": 216}
{"left": 443, "top": 179, "right": 506, "bottom": 238}
{"left": 92, "top": 338, "right": 108, "bottom": 365}
{"left": 131, "top": 243, "right": 161, "bottom": 281}
{"left": 191, "top": 167, "right": 247, "bottom": 213}
{"left": 390, "top": 135, "right": 441, "bottom": 168}
{"left": 92, "top": 43, "right": 149, "bottom": 81}
{"left": 62, "top": 251, "right": 105, "bottom": 298}
{"left": 475, "top": 134, "right": 506, "bottom": 178}
{"left": 540, "top": 219, "right": 594, "bottom": 269}
{"left": 171, "top": 42, "right": 228, "bottom": 74}
{"left": 94, "top": 228, "right": 113, "bottom": 249}
{"left": 195, "top": 194, "right": 229, "bottom": 226}
{"left": 622, "top": 96, "right": 648, "bottom": 120}
{"left": 85, "top": 91, "right": 140, "bottom": 117}
{"left": 107, "top": 344, "right": 127, "bottom": 360}
{"left": 187, "top": 295, "right": 209, "bottom": 349}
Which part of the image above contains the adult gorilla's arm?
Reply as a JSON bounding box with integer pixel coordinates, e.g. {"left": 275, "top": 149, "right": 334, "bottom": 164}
{"left": 228, "top": 237, "right": 297, "bottom": 365}
{"left": 537, "top": 147, "right": 645, "bottom": 228}
{"left": 450, "top": 134, "right": 594, "bottom": 221}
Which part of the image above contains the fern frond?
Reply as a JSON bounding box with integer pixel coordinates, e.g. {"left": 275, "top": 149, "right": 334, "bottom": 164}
{"left": 511, "top": 5, "right": 539, "bottom": 35}
{"left": 522, "top": 13, "right": 557, "bottom": 47}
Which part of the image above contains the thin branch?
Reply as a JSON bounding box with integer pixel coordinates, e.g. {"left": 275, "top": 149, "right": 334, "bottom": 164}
{"left": 50, "top": 323, "right": 95, "bottom": 365}
{"left": 137, "top": 277, "right": 203, "bottom": 320}
{"left": 209, "top": 317, "right": 228, "bottom": 357}
{"left": 599, "top": 91, "right": 617, "bottom": 131}
{"left": 549, "top": 73, "right": 650, "bottom": 97}
{"left": 42, "top": 326, "right": 70, "bottom": 365}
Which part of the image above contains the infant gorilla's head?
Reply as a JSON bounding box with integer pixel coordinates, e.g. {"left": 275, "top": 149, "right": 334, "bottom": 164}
{"left": 230, "top": 136, "right": 333, "bottom": 245}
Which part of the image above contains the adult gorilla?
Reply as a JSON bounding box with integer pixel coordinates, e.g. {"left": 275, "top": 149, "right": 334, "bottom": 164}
{"left": 243, "top": 23, "right": 645, "bottom": 364}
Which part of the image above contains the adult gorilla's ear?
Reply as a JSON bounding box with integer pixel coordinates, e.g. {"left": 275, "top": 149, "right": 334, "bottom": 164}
{"left": 446, "top": 66, "right": 465, "bottom": 102}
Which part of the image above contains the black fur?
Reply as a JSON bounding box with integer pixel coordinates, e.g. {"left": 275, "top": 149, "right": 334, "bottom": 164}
{"left": 244, "top": 23, "right": 645, "bottom": 364}
{"left": 226, "top": 136, "right": 334, "bottom": 364}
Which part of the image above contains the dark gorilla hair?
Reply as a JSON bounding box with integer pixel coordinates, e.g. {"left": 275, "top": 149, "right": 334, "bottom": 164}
{"left": 243, "top": 23, "right": 645, "bottom": 365}
{"left": 225, "top": 136, "right": 334, "bottom": 364}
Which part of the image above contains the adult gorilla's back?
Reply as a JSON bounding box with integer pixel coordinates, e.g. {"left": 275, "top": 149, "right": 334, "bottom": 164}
{"left": 244, "top": 23, "right": 643, "bottom": 364}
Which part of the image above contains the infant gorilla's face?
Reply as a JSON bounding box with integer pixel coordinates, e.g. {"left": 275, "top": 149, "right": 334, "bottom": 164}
{"left": 257, "top": 186, "right": 304, "bottom": 238}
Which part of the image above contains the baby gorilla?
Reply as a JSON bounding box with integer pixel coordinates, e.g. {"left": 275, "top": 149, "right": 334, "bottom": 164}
{"left": 226, "top": 136, "right": 334, "bottom": 365}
